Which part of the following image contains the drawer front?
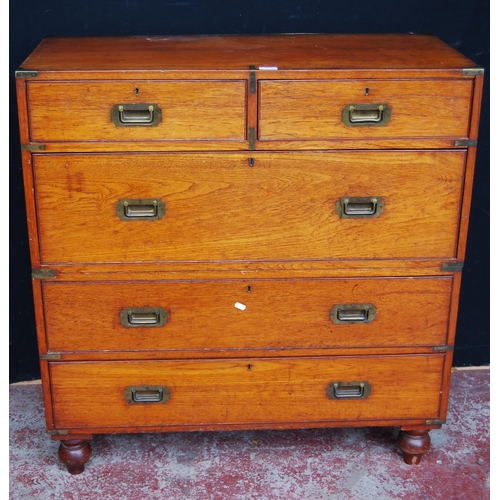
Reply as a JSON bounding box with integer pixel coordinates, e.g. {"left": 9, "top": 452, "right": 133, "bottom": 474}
{"left": 50, "top": 355, "right": 444, "bottom": 429}
{"left": 43, "top": 278, "right": 451, "bottom": 352}
{"left": 27, "top": 81, "right": 246, "bottom": 142}
{"left": 34, "top": 151, "right": 465, "bottom": 264}
{"left": 259, "top": 79, "right": 472, "bottom": 140}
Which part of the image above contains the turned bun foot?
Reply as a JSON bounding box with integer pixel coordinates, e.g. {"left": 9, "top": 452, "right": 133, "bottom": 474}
{"left": 58, "top": 439, "right": 92, "bottom": 474}
{"left": 397, "top": 429, "right": 431, "bottom": 465}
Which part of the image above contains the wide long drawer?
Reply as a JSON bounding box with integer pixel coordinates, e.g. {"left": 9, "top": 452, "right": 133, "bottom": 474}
{"left": 42, "top": 277, "right": 452, "bottom": 352}
{"left": 33, "top": 151, "right": 465, "bottom": 264}
{"left": 27, "top": 80, "right": 247, "bottom": 142}
{"left": 49, "top": 355, "right": 444, "bottom": 429}
{"left": 258, "top": 79, "right": 472, "bottom": 140}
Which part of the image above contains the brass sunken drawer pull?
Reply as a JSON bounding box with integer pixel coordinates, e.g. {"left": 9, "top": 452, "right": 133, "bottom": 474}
{"left": 111, "top": 104, "right": 162, "bottom": 126}
{"left": 336, "top": 196, "right": 385, "bottom": 218}
{"left": 330, "top": 304, "right": 376, "bottom": 324}
{"left": 116, "top": 198, "right": 166, "bottom": 221}
{"left": 327, "top": 381, "right": 371, "bottom": 400}
{"left": 120, "top": 307, "right": 168, "bottom": 328}
{"left": 341, "top": 103, "right": 391, "bottom": 126}
{"left": 124, "top": 386, "right": 170, "bottom": 404}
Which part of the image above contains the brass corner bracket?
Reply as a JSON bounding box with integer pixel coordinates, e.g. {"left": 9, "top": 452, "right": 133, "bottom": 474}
{"left": 15, "top": 69, "right": 38, "bottom": 78}
{"left": 441, "top": 262, "right": 464, "bottom": 272}
{"left": 48, "top": 429, "right": 69, "bottom": 436}
{"left": 433, "top": 346, "right": 454, "bottom": 353}
{"left": 32, "top": 268, "right": 57, "bottom": 279}
{"left": 425, "top": 419, "right": 446, "bottom": 426}
{"left": 21, "top": 144, "right": 46, "bottom": 151}
{"left": 40, "top": 353, "right": 62, "bottom": 360}
{"left": 454, "top": 139, "right": 477, "bottom": 147}
{"left": 249, "top": 65, "right": 256, "bottom": 94}
{"left": 463, "top": 67, "right": 484, "bottom": 76}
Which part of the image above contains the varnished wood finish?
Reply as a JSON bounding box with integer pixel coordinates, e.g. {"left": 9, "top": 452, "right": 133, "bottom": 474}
{"left": 31, "top": 281, "right": 56, "bottom": 430}
{"left": 397, "top": 430, "right": 432, "bottom": 465}
{"left": 40, "top": 259, "right": 460, "bottom": 281}
{"left": 58, "top": 439, "right": 92, "bottom": 474}
{"left": 41, "top": 347, "right": 448, "bottom": 362}
{"left": 439, "top": 350, "right": 457, "bottom": 423}
{"left": 45, "top": 420, "right": 443, "bottom": 436}
{"left": 19, "top": 138, "right": 473, "bottom": 153}
{"left": 456, "top": 75, "right": 485, "bottom": 261}
{"left": 49, "top": 355, "right": 444, "bottom": 429}
{"left": 42, "top": 277, "right": 452, "bottom": 352}
{"left": 20, "top": 35, "right": 474, "bottom": 73}
{"left": 259, "top": 79, "right": 472, "bottom": 140}
{"left": 15, "top": 79, "right": 42, "bottom": 268}
{"left": 28, "top": 81, "right": 247, "bottom": 142}
{"left": 33, "top": 151, "right": 465, "bottom": 264}
{"left": 39, "top": 359, "right": 55, "bottom": 431}
{"left": 16, "top": 35, "right": 483, "bottom": 468}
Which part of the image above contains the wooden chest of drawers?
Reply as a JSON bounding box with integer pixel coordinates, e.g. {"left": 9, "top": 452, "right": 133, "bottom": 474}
{"left": 16, "top": 34, "right": 483, "bottom": 474}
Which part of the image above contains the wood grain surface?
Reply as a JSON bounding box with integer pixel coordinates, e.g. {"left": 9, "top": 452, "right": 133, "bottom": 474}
{"left": 42, "top": 277, "right": 452, "bottom": 352}
{"left": 32, "top": 259, "right": 461, "bottom": 281}
{"left": 49, "top": 355, "right": 445, "bottom": 429}
{"left": 20, "top": 35, "right": 475, "bottom": 72}
{"left": 33, "top": 151, "right": 466, "bottom": 264}
{"left": 259, "top": 79, "right": 472, "bottom": 140}
{"left": 28, "top": 81, "right": 246, "bottom": 142}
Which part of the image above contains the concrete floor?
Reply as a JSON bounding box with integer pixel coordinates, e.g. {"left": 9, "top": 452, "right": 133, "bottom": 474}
{"left": 10, "top": 368, "right": 489, "bottom": 499}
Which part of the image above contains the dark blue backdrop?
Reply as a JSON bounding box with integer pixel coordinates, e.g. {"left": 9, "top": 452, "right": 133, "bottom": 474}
{"left": 9, "top": 0, "right": 490, "bottom": 382}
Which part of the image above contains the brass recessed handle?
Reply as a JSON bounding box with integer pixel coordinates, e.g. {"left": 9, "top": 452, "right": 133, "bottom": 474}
{"left": 116, "top": 198, "right": 166, "bottom": 221}
{"left": 124, "top": 386, "right": 170, "bottom": 404}
{"left": 111, "top": 104, "right": 162, "bottom": 126}
{"left": 341, "top": 103, "right": 391, "bottom": 127}
{"left": 120, "top": 307, "right": 168, "bottom": 328}
{"left": 351, "top": 108, "right": 383, "bottom": 123}
{"left": 330, "top": 304, "right": 376, "bottom": 324}
{"left": 327, "top": 381, "right": 371, "bottom": 400}
{"left": 336, "top": 197, "right": 385, "bottom": 218}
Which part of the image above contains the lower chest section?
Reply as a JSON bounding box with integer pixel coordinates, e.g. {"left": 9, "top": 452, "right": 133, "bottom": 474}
{"left": 43, "top": 274, "right": 453, "bottom": 433}
{"left": 49, "top": 354, "right": 446, "bottom": 431}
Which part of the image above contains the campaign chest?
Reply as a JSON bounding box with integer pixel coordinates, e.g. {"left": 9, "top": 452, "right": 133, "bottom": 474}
{"left": 15, "top": 34, "right": 483, "bottom": 473}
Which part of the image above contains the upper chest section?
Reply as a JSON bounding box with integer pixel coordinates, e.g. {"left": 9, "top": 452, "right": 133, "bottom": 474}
{"left": 17, "top": 34, "right": 479, "bottom": 151}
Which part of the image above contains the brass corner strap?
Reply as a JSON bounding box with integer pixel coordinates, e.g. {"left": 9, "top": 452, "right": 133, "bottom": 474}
{"left": 249, "top": 127, "right": 256, "bottom": 150}
{"left": 463, "top": 67, "right": 484, "bottom": 76}
{"left": 454, "top": 139, "right": 477, "bottom": 147}
{"left": 441, "top": 262, "right": 464, "bottom": 272}
{"left": 48, "top": 430, "right": 69, "bottom": 436}
{"left": 15, "top": 69, "right": 38, "bottom": 78}
{"left": 425, "top": 419, "right": 446, "bottom": 426}
{"left": 32, "top": 268, "right": 57, "bottom": 279}
{"left": 21, "top": 144, "right": 46, "bottom": 151}
{"left": 40, "top": 353, "right": 62, "bottom": 360}
{"left": 249, "top": 65, "right": 256, "bottom": 94}
{"left": 433, "top": 346, "right": 454, "bottom": 352}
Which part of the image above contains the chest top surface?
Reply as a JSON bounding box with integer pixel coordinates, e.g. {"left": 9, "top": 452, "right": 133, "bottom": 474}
{"left": 19, "top": 34, "right": 475, "bottom": 73}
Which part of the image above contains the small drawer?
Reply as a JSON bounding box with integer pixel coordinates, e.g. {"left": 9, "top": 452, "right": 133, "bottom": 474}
{"left": 49, "top": 355, "right": 445, "bottom": 429}
{"left": 34, "top": 151, "right": 465, "bottom": 264}
{"left": 42, "top": 277, "right": 451, "bottom": 352}
{"left": 258, "top": 79, "right": 472, "bottom": 140}
{"left": 27, "top": 80, "right": 246, "bottom": 142}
